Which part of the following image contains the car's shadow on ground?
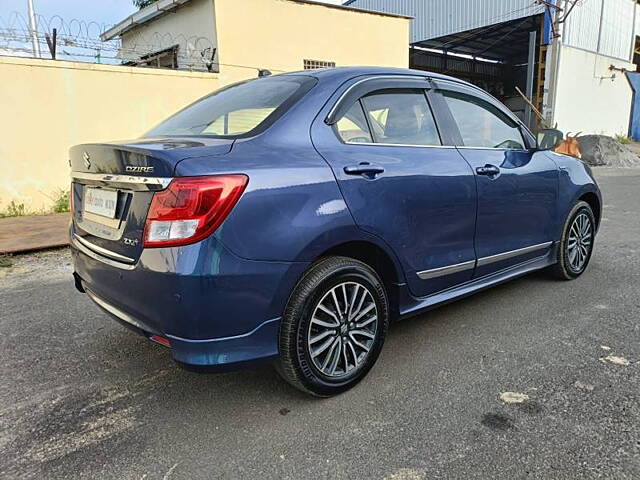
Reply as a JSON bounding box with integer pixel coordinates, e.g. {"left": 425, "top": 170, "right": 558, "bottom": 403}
{"left": 92, "top": 268, "right": 558, "bottom": 409}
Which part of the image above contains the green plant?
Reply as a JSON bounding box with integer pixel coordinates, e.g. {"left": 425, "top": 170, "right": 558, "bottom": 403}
{"left": 615, "top": 133, "right": 632, "bottom": 145}
{"left": 0, "top": 200, "right": 27, "bottom": 218}
{"left": 52, "top": 189, "right": 71, "bottom": 214}
{"left": 0, "top": 255, "right": 12, "bottom": 268}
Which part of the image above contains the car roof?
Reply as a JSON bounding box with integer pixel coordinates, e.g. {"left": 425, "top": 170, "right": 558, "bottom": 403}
{"left": 282, "top": 66, "right": 473, "bottom": 87}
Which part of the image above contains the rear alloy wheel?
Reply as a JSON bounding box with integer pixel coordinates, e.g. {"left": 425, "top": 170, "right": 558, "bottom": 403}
{"left": 308, "top": 281, "right": 378, "bottom": 378}
{"left": 550, "top": 201, "right": 596, "bottom": 280}
{"left": 276, "top": 256, "right": 389, "bottom": 396}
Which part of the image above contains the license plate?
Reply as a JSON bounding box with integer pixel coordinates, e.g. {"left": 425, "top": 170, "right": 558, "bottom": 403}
{"left": 84, "top": 187, "right": 118, "bottom": 218}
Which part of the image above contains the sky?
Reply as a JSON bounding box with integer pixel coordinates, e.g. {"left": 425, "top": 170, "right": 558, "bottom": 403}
{"left": 0, "top": 0, "right": 344, "bottom": 28}
{"left": 1, "top": 0, "right": 137, "bottom": 27}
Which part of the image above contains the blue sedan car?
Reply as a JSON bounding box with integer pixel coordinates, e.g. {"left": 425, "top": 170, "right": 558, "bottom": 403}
{"left": 70, "top": 67, "right": 601, "bottom": 396}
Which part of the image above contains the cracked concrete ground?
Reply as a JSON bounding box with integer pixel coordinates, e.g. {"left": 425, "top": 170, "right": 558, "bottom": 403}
{"left": 1, "top": 168, "right": 639, "bottom": 479}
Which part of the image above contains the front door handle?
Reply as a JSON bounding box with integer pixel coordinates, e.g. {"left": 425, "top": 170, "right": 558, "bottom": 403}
{"left": 476, "top": 164, "right": 500, "bottom": 176}
{"left": 344, "top": 162, "right": 385, "bottom": 178}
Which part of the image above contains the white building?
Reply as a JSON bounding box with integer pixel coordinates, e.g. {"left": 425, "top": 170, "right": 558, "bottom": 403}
{"left": 346, "top": 0, "right": 639, "bottom": 136}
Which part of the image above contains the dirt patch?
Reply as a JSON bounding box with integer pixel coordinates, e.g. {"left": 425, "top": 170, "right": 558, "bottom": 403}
{"left": 0, "top": 248, "right": 71, "bottom": 288}
{"left": 0, "top": 370, "right": 171, "bottom": 478}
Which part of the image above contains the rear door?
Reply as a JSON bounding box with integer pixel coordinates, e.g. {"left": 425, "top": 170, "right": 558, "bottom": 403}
{"left": 312, "top": 77, "right": 477, "bottom": 298}
{"left": 433, "top": 80, "right": 558, "bottom": 277}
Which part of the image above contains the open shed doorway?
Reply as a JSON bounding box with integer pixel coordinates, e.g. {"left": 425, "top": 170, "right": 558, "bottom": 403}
{"left": 410, "top": 15, "right": 548, "bottom": 132}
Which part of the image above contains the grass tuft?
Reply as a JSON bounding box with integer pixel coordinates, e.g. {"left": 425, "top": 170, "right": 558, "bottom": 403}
{"left": 0, "top": 201, "right": 27, "bottom": 218}
{"left": 51, "top": 189, "right": 71, "bottom": 214}
{"left": 615, "top": 133, "right": 632, "bottom": 145}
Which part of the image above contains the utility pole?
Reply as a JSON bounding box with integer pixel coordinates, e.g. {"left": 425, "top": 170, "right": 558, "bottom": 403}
{"left": 27, "top": 0, "right": 40, "bottom": 58}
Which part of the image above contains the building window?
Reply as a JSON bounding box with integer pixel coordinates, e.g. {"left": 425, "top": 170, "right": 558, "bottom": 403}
{"left": 304, "top": 59, "right": 336, "bottom": 70}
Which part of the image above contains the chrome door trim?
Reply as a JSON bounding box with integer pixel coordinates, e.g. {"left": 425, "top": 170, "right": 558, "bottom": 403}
{"left": 326, "top": 74, "right": 429, "bottom": 124}
{"left": 476, "top": 241, "right": 553, "bottom": 267}
{"left": 456, "top": 146, "right": 529, "bottom": 152}
{"left": 344, "top": 141, "right": 456, "bottom": 149}
{"left": 342, "top": 142, "right": 528, "bottom": 152}
{"left": 72, "top": 235, "right": 136, "bottom": 270}
{"left": 415, "top": 242, "right": 554, "bottom": 280}
{"left": 417, "top": 259, "right": 475, "bottom": 280}
{"left": 71, "top": 172, "right": 172, "bottom": 191}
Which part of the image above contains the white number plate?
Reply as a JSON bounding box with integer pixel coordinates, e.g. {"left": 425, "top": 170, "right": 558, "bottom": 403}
{"left": 84, "top": 187, "right": 118, "bottom": 218}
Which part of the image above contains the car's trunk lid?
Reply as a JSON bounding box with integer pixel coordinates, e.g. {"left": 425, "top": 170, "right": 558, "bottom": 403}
{"left": 70, "top": 137, "right": 233, "bottom": 263}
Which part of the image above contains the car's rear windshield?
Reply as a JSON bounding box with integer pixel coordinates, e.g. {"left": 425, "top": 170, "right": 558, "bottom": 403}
{"left": 145, "top": 76, "right": 317, "bottom": 138}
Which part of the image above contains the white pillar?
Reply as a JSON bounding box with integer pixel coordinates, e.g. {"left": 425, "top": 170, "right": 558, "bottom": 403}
{"left": 27, "top": 0, "right": 40, "bottom": 58}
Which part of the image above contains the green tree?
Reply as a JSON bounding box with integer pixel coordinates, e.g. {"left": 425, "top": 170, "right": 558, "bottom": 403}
{"left": 133, "top": 0, "right": 158, "bottom": 8}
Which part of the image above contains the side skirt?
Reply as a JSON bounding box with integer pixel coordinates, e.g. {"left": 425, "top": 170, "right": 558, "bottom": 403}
{"left": 397, "top": 246, "right": 557, "bottom": 320}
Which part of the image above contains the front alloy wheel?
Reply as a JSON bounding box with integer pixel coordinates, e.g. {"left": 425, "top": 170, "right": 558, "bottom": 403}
{"left": 566, "top": 211, "right": 593, "bottom": 273}
{"left": 276, "top": 256, "right": 389, "bottom": 396}
{"left": 550, "top": 200, "right": 596, "bottom": 280}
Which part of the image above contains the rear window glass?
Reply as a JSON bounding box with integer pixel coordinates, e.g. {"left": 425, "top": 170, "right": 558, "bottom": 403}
{"left": 146, "top": 76, "right": 316, "bottom": 138}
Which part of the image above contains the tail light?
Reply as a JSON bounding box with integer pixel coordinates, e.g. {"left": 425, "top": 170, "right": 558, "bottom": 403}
{"left": 143, "top": 175, "right": 248, "bottom": 248}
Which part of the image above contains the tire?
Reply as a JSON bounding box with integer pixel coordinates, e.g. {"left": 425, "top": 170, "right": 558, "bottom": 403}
{"left": 549, "top": 201, "right": 596, "bottom": 280}
{"left": 275, "top": 256, "right": 389, "bottom": 397}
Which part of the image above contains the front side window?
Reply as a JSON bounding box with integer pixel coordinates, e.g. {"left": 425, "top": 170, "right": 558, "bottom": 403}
{"left": 360, "top": 90, "right": 441, "bottom": 146}
{"left": 443, "top": 91, "right": 525, "bottom": 150}
{"left": 146, "top": 76, "right": 316, "bottom": 138}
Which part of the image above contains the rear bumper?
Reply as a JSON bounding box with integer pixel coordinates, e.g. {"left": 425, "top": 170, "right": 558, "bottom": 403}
{"left": 71, "top": 233, "right": 309, "bottom": 371}
{"left": 84, "top": 286, "right": 280, "bottom": 371}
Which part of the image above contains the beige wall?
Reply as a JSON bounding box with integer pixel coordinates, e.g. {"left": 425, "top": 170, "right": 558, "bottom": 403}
{"left": 214, "top": 0, "right": 410, "bottom": 84}
{"left": 0, "top": 57, "right": 220, "bottom": 212}
{"left": 554, "top": 45, "right": 634, "bottom": 136}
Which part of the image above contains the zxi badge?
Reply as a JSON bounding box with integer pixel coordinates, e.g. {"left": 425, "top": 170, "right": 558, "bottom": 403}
{"left": 83, "top": 151, "right": 91, "bottom": 169}
{"left": 123, "top": 237, "right": 139, "bottom": 246}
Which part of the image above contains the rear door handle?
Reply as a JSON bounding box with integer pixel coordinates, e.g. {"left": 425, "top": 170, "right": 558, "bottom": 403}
{"left": 344, "top": 162, "right": 385, "bottom": 177}
{"left": 476, "top": 164, "right": 500, "bottom": 176}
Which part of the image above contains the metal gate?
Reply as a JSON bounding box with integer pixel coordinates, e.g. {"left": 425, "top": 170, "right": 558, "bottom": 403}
{"left": 627, "top": 72, "right": 640, "bottom": 140}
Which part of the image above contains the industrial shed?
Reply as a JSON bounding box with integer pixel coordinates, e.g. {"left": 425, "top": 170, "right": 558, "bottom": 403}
{"left": 345, "top": 0, "right": 639, "bottom": 137}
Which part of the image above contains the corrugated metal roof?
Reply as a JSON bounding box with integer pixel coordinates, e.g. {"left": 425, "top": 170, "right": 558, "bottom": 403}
{"left": 598, "top": 0, "right": 635, "bottom": 60}
{"left": 562, "top": 0, "right": 602, "bottom": 53}
{"left": 562, "top": 0, "right": 635, "bottom": 61}
{"left": 344, "top": 0, "right": 544, "bottom": 43}
{"left": 347, "top": 0, "right": 637, "bottom": 61}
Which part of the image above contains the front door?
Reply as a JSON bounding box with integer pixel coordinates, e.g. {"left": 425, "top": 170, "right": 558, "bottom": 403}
{"left": 312, "top": 79, "right": 477, "bottom": 298}
{"left": 435, "top": 82, "right": 558, "bottom": 277}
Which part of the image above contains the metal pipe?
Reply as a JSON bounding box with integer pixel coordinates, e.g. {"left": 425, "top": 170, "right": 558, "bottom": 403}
{"left": 27, "top": 0, "right": 40, "bottom": 58}
{"left": 525, "top": 30, "right": 537, "bottom": 129}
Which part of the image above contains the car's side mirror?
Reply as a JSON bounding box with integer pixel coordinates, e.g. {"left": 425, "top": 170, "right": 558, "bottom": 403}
{"left": 537, "top": 129, "right": 564, "bottom": 151}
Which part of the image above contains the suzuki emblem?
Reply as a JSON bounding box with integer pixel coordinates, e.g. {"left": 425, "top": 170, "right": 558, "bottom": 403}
{"left": 83, "top": 152, "right": 91, "bottom": 169}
